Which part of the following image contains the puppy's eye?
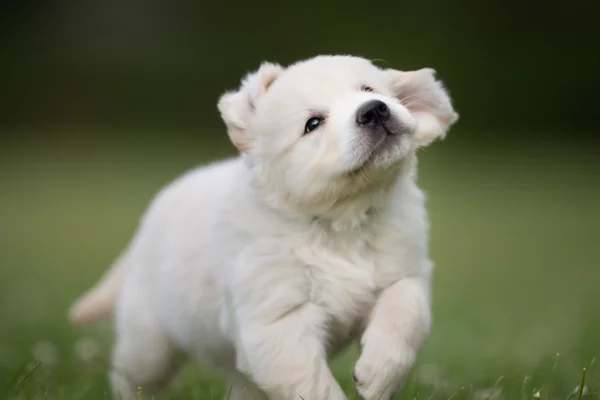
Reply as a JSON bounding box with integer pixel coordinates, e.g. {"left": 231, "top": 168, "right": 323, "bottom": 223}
{"left": 361, "top": 85, "right": 375, "bottom": 93}
{"left": 304, "top": 117, "right": 323, "bottom": 134}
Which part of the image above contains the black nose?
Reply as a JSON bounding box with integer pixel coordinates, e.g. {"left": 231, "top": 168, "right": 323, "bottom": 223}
{"left": 356, "top": 100, "right": 390, "bottom": 127}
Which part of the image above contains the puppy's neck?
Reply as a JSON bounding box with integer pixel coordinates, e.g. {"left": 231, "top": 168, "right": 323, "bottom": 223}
{"left": 249, "top": 155, "right": 418, "bottom": 232}
{"left": 310, "top": 192, "right": 385, "bottom": 232}
{"left": 312, "top": 168, "right": 414, "bottom": 231}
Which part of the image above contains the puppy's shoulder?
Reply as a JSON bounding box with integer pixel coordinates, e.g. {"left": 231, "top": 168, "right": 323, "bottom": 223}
{"left": 367, "top": 179, "right": 431, "bottom": 276}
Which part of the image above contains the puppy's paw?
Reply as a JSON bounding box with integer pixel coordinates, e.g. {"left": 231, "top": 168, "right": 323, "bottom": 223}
{"left": 353, "top": 334, "right": 415, "bottom": 400}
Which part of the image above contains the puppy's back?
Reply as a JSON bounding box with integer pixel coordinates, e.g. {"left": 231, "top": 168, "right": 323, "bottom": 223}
{"left": 69, "top": 156, "right": 245, "bottom": 325}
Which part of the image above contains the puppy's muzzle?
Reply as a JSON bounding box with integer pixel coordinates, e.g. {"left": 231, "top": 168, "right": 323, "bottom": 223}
{"left": 356, "top": 100, "right": 390, "bottom": 129}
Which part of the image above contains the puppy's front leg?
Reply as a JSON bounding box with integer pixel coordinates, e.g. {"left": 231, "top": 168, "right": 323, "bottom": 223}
{"left": 354, "top": 276, "right": 431, "bottom": 400}
{"left": 226, "top": 245, "right": 346, "bottom": 400}
{"left": 235, "top": 304, "right": 347, "bottom": 400}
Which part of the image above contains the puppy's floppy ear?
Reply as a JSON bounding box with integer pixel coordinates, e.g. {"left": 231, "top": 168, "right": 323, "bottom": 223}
{"left": 385, "top": 68, "right": 459, "bottom": 147}
{"left": 217, "top": 62, "right": 283, "bottom": 152}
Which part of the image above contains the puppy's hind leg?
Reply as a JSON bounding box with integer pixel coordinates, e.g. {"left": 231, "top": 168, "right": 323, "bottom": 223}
{"left": 110, "top": 288, "right": 185, "bottom": 400}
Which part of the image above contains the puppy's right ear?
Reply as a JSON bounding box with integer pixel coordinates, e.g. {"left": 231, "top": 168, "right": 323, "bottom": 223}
{"left": 217, "top": 62, "right": 283, "bottom": 152}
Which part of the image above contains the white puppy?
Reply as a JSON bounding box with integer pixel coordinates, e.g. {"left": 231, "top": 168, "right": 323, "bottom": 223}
{"left": 69, "top": 55, "right": 458, "bottom": 400}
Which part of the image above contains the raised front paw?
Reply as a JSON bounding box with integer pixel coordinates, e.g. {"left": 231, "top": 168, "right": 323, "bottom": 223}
{"left": 353, "top": 338, "right": 415, "bottom": 400}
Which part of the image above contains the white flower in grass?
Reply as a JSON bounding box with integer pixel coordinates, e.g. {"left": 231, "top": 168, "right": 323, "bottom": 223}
{"left": 74, "top": 337, "right": 101, "bottom": 363}
{"left": 31, "top": 340, "right": 59, "bottom": 365}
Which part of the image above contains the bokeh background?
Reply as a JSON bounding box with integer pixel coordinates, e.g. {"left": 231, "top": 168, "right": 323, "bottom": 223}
{"left": 1, "top": 0, "right": 599, "bottom": 398}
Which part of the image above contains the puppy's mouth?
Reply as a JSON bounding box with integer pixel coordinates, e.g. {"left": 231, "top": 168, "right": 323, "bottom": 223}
{"left": 365, "top": 123, "right": 399, "bottom": 154}
{"left": 378, "top": 121, "right": 397, "bottom": 137}
{"left": 349, "top": 121, "right": 409, "bottom": 174}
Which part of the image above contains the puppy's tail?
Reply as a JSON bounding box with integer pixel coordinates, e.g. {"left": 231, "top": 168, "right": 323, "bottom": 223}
{"left": 68, "top": 250, "right": 130, "bottom": 326}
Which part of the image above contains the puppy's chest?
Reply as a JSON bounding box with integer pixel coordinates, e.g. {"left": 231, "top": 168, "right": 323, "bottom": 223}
{"left": 297, "top": 231, "right": 408, "bottom": 332}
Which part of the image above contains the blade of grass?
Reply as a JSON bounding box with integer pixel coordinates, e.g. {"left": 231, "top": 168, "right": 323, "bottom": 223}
{"left": 577, "top": 368, "right": 587, "bottom": 400}
{"left": 1, "top": 360, "right": 30, "bottom": 400}
{"left": 8, "top": 361, "right": 42, "bottom": 398}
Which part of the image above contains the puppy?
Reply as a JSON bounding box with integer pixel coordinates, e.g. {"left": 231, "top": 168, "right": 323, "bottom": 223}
{"left": 69, "top": 55, "right": 458, "bottom": 400}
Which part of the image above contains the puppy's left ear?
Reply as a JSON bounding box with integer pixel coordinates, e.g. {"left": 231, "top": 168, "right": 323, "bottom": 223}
{"left": 217, "top": 62, "right": 284, "bottom": 152}
{"left": 385, "top": 68, "right": 459, "bottom": 147}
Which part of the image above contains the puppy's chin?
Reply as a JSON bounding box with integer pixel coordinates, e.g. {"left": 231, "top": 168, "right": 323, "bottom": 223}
{"left": 346, "top": 129, "right": 413, "bottom": 176}
{"left": 370, "top": 134, "right": 413, "bottom": 169}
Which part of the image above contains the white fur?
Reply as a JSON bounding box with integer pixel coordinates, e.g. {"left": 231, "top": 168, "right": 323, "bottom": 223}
{"left": 69, "top": 55, "right": 458, "bottom": 400}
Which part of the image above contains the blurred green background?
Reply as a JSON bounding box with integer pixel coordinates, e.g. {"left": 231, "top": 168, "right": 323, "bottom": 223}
{"left": 1, "top": 0, "right": 599, "bottom": 398}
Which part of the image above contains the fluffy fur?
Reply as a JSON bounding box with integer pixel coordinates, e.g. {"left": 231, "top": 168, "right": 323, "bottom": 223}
{"left": 69, "top": 55, "right": 458, "bottom": 400}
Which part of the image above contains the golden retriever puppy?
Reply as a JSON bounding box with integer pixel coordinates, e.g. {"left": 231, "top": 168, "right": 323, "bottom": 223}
{"left": 69, "top": 55, "right": 458, "bottom": 400}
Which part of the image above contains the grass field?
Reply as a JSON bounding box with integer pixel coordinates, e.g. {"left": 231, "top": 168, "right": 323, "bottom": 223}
{"left": 1, "top": 132, "right": 599, "bottom": 399}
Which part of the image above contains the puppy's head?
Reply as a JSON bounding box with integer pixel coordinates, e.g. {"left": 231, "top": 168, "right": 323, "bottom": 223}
{"left": 218, "top": 55, "right": 458, "bottom": 217}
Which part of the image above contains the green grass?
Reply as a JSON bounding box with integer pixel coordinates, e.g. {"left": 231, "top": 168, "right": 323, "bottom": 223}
{"left": 0, "top": 132, "right": 599, "bottom": 399}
